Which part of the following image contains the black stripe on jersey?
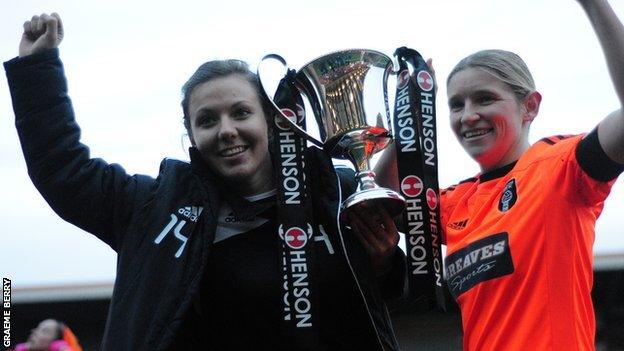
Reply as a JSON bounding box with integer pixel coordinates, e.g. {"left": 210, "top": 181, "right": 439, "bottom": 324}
{"left": 459, "top": 177, "right": 478, "bottom": 185}
{"left": 576, "top": 128, "right": 624, "bottom": 182}
{"left": 443, "top": 177, "right": 477, "bottom": 195}
{"left": 479, "top": 161, "right": 517, "bottom": 182}
{"left": 539, "top": 137, "right": 556, "bottom": 145}
{"left": 555, "top": 134, "right": 574, "bottom": 141}
{"left": 540, "top": 135, "right": 575, "bottom": 146}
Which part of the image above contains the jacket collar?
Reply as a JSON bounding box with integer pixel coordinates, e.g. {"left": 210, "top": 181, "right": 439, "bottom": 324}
{"left": 188, "top": 146, "right": 274, "bottom": 218}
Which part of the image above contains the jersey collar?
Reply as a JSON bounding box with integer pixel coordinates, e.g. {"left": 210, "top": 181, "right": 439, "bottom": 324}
{"left": 479, "top": 161, "right": 517, "bottom": 183}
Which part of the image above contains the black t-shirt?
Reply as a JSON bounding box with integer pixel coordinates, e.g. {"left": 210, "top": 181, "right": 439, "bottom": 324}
{"left": 171, "top": 204, "right": 375, "bottom": 350}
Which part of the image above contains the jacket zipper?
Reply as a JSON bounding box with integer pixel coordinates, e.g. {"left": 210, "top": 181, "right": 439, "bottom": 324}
{"left": 333, "top": 170, "right": 386, "bottom": 351}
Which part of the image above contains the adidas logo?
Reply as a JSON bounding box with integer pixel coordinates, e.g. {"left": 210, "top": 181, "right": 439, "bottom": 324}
{"left": 448, "top": 219, "right": 468, "bottom": 230}
{"left": 225, "top": 211, "right": 255, "bottom": 223}
{"left": 177, "top": 206, "right": 203, "bottom": 223}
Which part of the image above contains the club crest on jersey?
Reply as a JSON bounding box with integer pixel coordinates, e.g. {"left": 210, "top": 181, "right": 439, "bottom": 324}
{"left": 498, "top": 178, "right": 517, "bottom": 212}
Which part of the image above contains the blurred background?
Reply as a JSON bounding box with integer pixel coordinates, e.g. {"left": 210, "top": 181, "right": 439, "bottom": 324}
{"left": 1, "top": 0, "right": 622, "bottom": 349}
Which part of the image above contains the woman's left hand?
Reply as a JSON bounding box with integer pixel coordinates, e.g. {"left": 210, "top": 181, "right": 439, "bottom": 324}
{"left": 347, "top": 203, "right": 400, "bottom": 277}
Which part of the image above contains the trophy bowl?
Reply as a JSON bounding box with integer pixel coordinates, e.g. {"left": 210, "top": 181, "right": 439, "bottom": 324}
{"left": 259, "top": 49, "right": 406, "bottom": 216}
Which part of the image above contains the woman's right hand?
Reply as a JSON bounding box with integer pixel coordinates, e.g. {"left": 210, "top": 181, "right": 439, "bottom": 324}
{"left": 19, "top": 13, "right": 64, "bottom": 58}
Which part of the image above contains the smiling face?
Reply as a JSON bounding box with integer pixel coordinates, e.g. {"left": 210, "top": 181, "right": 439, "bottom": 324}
{"left": 447, "top": 68, "right": 538, "bottom": 172}
{"left": 188, "top": 74, "right": 273, "bottom": 195}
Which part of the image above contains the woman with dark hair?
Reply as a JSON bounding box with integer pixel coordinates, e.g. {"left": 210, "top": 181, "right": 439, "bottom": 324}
{"left": 5, "top": 12, "right": 404, "bottom": 351}
{"left": 11, "top": 319, "right": 82, "bottom": 351}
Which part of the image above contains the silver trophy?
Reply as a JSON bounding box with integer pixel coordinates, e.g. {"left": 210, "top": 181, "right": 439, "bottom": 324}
{"left": 259, "top": 49, "right": 406, "bottom": 216}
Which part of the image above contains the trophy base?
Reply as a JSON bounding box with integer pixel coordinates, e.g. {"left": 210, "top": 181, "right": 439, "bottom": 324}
{"left": 341, "top": 187, "right": 406, "bottom": 218}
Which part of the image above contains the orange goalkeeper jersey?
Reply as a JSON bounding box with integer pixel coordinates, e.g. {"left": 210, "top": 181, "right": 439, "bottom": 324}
{"left": 441, "top": 132, "right": 622, "bottom": 351}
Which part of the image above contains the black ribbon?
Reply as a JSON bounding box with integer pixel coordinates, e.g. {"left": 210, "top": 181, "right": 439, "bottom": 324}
{"left": 392, "top": 47, "right": 445, "bottom": 311}
{"left": 272, "top": 70, "right": 321, "bottom": 348}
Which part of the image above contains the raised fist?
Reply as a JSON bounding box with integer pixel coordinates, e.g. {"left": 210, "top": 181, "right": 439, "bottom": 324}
{"left": 19, "top": 13, "right": 64, "bottom": 57}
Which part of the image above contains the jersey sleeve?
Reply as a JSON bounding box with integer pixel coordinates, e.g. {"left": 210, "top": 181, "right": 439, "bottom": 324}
{"left": 551, "top": 133, "right": 624, "bottom": 206}
{"left": 576, "top": 128, "right": 624, "bottom": 181}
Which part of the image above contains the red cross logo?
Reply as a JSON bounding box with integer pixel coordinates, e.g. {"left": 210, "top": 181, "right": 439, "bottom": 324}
{"left": 285, "top": 227, "right": 307, "bottom": 249}
{"left": 401, "top": 175, "right": 423, "bottom": 198}
{"left": 397, "top": 70, "right": 411, "bottom": 89}
{"left": 417, "top": 70, "right": 434, "bottom": 92}
{"left": 426, "top": 188, "right": 438, "bottom": 210}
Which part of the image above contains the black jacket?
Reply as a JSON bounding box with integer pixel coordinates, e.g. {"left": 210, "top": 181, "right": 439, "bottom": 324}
{"left": 5, "top": 49, "right": 404, "bottom": 351}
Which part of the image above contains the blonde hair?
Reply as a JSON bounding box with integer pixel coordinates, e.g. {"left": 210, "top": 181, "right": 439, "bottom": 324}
{"left": 447, "top": 49, "right": 536, "bottom": 102}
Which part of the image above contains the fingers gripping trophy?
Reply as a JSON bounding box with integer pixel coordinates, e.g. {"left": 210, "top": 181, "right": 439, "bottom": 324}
{"left": 259, "top": 50, "right": 406, "bottom": 216}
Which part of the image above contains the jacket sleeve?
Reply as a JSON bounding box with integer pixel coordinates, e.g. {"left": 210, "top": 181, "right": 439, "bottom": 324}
{"left": 375, "top": 247, "right": 407, "bottom": 301}
{"left": 4, "top": 49, "right": 155, "bottom": 251}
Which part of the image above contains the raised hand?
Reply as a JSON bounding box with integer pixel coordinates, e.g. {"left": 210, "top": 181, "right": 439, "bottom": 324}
{"left": 19, "top": 13, "right": 64, "bottom": 57}
{"left": 578, "top": 0, "right": 624, "bottom": 163}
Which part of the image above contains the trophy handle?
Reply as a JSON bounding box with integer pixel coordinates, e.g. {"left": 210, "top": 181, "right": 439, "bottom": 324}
{"left": 258, "top": 54, "right": 324, "bottom": 148}
{"left": 389, "top": 56, "right": 402, "bottom": 75}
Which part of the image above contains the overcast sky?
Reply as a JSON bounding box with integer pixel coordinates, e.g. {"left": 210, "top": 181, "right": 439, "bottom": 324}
{"left": 1, "top": 0, "right": 623, "bottom": 288}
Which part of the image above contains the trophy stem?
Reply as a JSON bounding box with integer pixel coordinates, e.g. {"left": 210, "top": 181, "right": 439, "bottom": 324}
{"left": 354, "top": 170, "right": 378, "bottom": 193}
{"left": 343, "top": 142, "right": 368, "bottom": 172}
{"left": 339, "top": 140, "right": 405, "bottom": 217}
{"left": 342, "top": 169, "right": 406, "bottom": 218}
